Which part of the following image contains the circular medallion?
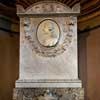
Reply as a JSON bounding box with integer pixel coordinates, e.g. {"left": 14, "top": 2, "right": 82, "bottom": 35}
{"left": 37, "top": 19, "right": 60, "bottom": 47}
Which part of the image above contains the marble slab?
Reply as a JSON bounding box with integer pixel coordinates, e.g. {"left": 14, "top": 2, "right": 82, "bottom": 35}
{"left": 13, "top": 88, "right": 84, "bottom": 100}
{"left": 16, "top": 1, "right": 82, "bottom": 88}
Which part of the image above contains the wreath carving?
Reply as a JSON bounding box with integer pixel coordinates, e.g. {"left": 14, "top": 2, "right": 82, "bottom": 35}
{"left": 23, "top": 17, "right": 75, "bottom": 57}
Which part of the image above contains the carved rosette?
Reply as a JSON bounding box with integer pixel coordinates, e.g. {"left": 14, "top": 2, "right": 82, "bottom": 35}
{"left": 23, "top": 16, "right": 76, "bottom": 57}
{"left": 13, "top": 88, "right": 84, "bottom": 100}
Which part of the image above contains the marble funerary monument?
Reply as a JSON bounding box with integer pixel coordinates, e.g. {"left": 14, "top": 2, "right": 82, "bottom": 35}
{"left": 13, "top": 1, "right": 84, "bottom": 100}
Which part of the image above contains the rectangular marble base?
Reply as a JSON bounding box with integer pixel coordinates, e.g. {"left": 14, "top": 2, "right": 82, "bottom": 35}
{"left": 13, "top": 88, "right": 84, "bottom": 100}
{"left": 16, "top": 79, "right": 82, "bottom": 88}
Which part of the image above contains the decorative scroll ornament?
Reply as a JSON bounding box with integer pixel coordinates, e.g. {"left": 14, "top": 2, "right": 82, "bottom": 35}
{"left": 23, "top": 17, "right": 75, "bottom": 57}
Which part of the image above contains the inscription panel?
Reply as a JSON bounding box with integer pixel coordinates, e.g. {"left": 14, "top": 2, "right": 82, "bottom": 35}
{"left": 19, "top": 16, "right": 78, "bottom": 80}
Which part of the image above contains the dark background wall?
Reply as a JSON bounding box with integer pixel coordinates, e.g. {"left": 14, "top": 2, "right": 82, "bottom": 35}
{"left": 86, "top": 28, "right": 100, "bottom": 100}
{"left": 79, "top": 27, "right": 100, "bottom": 100}
{"left": 0, "top": 30, "right": 19, "bottom": 100}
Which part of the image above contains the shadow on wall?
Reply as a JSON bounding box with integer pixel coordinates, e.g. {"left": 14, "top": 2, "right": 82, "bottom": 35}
{"left": 0, "top": 30, "right": 19, "bottom": 100}
{"left": 79, "top": 27, "right": 100, "bottom": 100}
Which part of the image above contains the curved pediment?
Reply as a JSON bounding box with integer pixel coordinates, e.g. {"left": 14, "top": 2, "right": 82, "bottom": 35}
{"left": 17, "top": 1, "right": 80, "bottom": 16}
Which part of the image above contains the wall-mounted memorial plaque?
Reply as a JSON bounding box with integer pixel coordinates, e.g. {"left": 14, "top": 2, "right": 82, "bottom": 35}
{"left": 13, "top": 1, "right": 84, "bottom": 100}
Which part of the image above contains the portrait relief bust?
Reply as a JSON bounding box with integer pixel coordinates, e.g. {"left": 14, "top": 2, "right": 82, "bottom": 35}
{"left": 37, "top": 19, "right": 60, "bottom": 47}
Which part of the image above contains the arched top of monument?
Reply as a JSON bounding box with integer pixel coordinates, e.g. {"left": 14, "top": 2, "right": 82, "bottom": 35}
{"left": 25, "top": 1, "right": 72, "bottom": 13}
{"left": 17, "top": 1, "right": 80, "bottom": 16}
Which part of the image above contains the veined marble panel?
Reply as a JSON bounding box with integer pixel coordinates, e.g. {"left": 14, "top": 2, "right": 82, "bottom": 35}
{"left": 13, "top": 88, "right": 84, "bottom": 100}
{"left": 18, "top": 17, "right": 78, "bottom": 82}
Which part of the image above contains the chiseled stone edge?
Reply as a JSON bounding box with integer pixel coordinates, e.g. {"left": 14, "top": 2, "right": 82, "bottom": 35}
{"left": 15, "top": 79, "right": 82, "bottom": 88}
{"left": 13, "top": 88, "right": 84, "bottom": 100}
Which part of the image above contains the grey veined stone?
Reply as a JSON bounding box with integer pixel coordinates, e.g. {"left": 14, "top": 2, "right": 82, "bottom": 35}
{"left": 60, "top": 94, "right": 73, "bottom": 100}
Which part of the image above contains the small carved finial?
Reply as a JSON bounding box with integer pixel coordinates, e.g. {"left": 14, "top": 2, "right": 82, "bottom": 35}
{"left": 16, "top": 5, "right": 25, "bottom": 14}
{"left": 72, "top": 3, "right": 80, "bottom": 13}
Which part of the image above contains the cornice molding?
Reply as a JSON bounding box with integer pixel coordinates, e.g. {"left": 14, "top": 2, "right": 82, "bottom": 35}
{"left": 0, "top": 3, "right": 16, "bottom": 17}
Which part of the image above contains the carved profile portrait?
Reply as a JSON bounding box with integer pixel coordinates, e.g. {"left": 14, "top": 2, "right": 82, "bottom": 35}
{"left": 37, "top": 19, "right": 60, "bottom": 47}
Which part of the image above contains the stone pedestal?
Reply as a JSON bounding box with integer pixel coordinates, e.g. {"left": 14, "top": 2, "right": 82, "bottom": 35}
{"left": 13, "top": 88, "right": 84, "bottom": 100}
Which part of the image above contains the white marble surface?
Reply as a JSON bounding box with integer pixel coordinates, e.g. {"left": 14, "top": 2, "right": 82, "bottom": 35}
{"left": 16, "top": 1, "right": 81, "bottom": 88}
{"left": 19, "top": 36, "right": 78, "bottom": 80}
{"left": 16, "top": 79, "right": 82, "bottom": 88}
{"left": 17, "top": 17, "right": 80, "bottom": 87}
